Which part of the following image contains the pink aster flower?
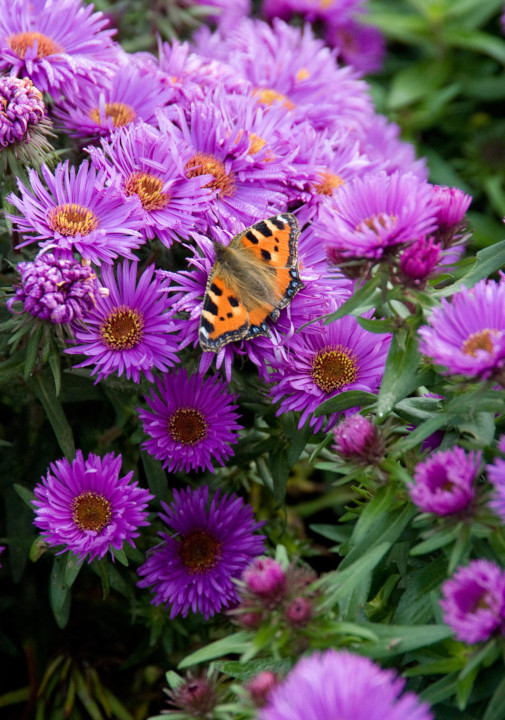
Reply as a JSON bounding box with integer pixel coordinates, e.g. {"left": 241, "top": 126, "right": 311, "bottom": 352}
{"left": 440, "top": 560, "right": 505, "bottom": 644}
{"left": 408, "top": 447, "right": 481, "bottom": 516}
{"left": 54, "top": 65, "right": 171, "bottom": 143}
{"left": 333, "top": 413, "right": 384, "bottom": 464}
{"left": 356, "top": 114, "right": 428, "bottom": 179}
{"left": 259, "top": 649, "right": 433, "bottom": 720}
{"left": 269, "top": 311, "right": 391, "bottom": 433}
{"left": 8, "top": 160, "right": 144, "bottom": 265}
{"left": 431, "top": 185, "right": 472, "bottom": 232}
{"left": 137, "top": 485, "right": 265, "bottom": 619}
{"left": 88, "top": 122, "right": 214, "bottom": 248}
{"left": 324, "top": 16, "right": 385, "bottom": 75}
{"left": 486, "top": 435, "right": 505, "bottom": 523}
{"left": 33, "top": 450, "right": 153, "bottom": 563}
{"left": 418, "top": 277, "right": 505, "bottom": 381}
{"left": 138, "top": 369, "right": 242, "bottom": 473}
{"left": 65, "top": 261, "right": 179, "bottom": 383}
{"left": 315, "top": 171, "right": 437, "bottom": 261}
{"left": 398, "top": 236, "right": 442, "bottom": 286}
{"left": 0, "top": 0, "right": 117, "bottom": 98}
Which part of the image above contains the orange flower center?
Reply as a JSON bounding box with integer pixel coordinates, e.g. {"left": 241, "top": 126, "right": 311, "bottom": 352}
{"left": 253, "top": 87, "right": 295, "bottom": 111}
{"left": 100, "top": 306, "right": 144, "bottom": 351}
{"left": 296, "top": 68, "right": 310, "bottom": 81}
{"left": 178, "top": 530, "right": 222, "bottom": 574}
{"left": 124, "top": 171, "right": 171, "bottom": 211}
{"left": 88, "top": 102, "right": 136, "bottom": 128}
{"left": 7, "top": 31, "right": 63, "bottom": 58}
{"left": 461, "top": 329, "right": 499, "bottom": 357}
{"left": 47, "top": 203, "right": 98, "bottom": 237}
{"left": 311, "top": 345, "right": 360, "bottom": 393}
{"left": 168, "top": 407, "right": 208, "bottom": 446}
{"left": 314, "top": 170, "right": 345, "bottom": 196}
{"left": 72, "top": 491, "right": 111, "bottom": 533}
{"left": 185, "top": 152, "right": 235, "bottom": 198}
{"left": 358, "top": 213, "right": 397, "bottom": 235}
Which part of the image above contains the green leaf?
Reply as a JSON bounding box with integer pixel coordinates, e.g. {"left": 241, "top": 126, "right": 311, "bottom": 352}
{"left": 23, "top": 323, "right": 44, "bottom": 381}
{"left": 410, "top": 526, "right": 461, "bottom": 556}
{"left": 321, "top": 275, "right": 382, "bottom": 324}
{"left": 395, "top": 413, "right": 449, "bottom": 452}
{"left": 483, "top": 675, "right": 505, "bottom": 720}
{"left": 454, "top": 412, "right": 495, "bottom": 446}
{"left": 435, "top": 238, "right": 505, "bottom": 297}
{"left": 394, "top": 556, "right": 448, "bottom": 624}
{"left": 353, "top": 622, "right": 452, "bottom": 659}
{"left": 141, "top": 451, "right": 168, "bottom": 501}
{"left": 91, "top": 558, "right": 111, "bottom": 600}
{"left": 30, "top": 373, "right": 75, "bottom": 459}
{"left": 13, "top": 483, "right": 35, "bottom": 510}
{"left": 269, "top": 448, "right": 289, "bottom": 506}
{"left": 442, "top": 27, "right": 505, "bottom": 64}
{"left": 387, "top": 58, "right": 450, "bottom": 110}
{"left": 456, "top": 665, "right": 479, "bottom": 710}
{"left": 47, "top": 341, "right": 61, "bottom": 396}
{"left": 178, "top": 632, "right": 252, "bottom": 669}
{"left": 49, "top": 554, "right": 72, "bottom": 629}
{"left": 286, "top": 419, "right": 312, "bottom": 466}
{"left": 314, "top": 391, "right": 377, "bottom": 417}
{"left": 356, "top": 317, "right": 396, "bottom": 333}
{"left": 0, "top": 353, "right": 25, "bottom": 387}
{"left": 377, "top": 330, "right": 421, "bottom": 418}
{"left": 393, "top": 396, "right": 442, "bottom": 424}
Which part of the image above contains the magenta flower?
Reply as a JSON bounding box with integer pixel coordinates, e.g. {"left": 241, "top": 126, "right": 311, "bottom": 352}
{"left": 356, "top": 114, "right": 428, "bottom": 179}
{"left": 259, "top": 650, "right": 433, "bottom": 720}
{"left": 399, "top": 236, "right": 442, "bottom": 285}
{"left": 137, "top": 486, "right": 265, "bottom": 619}
{"left": 269, "top": 312, "right": 391, "bottom": 433}
{"left": 33, "top": 450, "right": 153, "bottom": 563}
{"left": 0, "top": 0, "right": 116, "bottom": 98}
{"left": 65, "top": 261, "right": 179, "bottom": 383}
{"left": 243, "top": 557, "right": 286, "bottom": 598}
{"left": 54, "top": 65, "right": 169, "bottom": 142}
{"left": 333, "top": 413, "right": 384, "bottom": 464}
{"left": 316, "top": 171, "right": 437, "bottom": 261}
{"left": 486, "top": 435, "right": 505, "bottom": 523}
{"left": 89, "top": 122, "right": 214, "bottom": 248}
{"left": 418, "top": 277, "right": 505, "bottom": 380}
{"left": 8, "top": 252, "right": 97, "bottom": 324}
{"left": 138, "top": 369, "right": 242, "bottom": 473}
{"left": 408, "top": 447, "right": 481, "bottom": 516}
{"left": 324, "top": 17, "right": 385, "bottom": 75}
{"left": 431, "top": 185, "right": 472, "bottom": 231}
{"left": 440, "top": 560, "right": 505, "bottom": 644}
{"left": 0, "top": 76, "right": 45, "bottom": 147}
{"left": 8, "top": 160, "right": 144, "bottom": 265}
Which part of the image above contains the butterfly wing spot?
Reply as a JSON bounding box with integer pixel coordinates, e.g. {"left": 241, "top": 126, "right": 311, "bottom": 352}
{"left": 210, "top": 282, "right": 222, "bottom": 296}
{"left": 245, "top": 230, "right": 259, "bottom": 244}
{"left": 253, "top": 220, "right": 273, "bottom": 237}
{"left": 203, "top": 295, "right": 218, "bottom": 315}
{"left": 261, "top": 248, "right": 272, "bottom": 261}
{"left": 228, "top": 295, "right": 239, "bottom": 307}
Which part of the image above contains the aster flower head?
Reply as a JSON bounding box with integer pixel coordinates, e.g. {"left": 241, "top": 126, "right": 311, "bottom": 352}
{"left": 486, "top": 435, "right": 505, "bottom": 523}
{"left": 166, "top": 671, "right": 218, "bottom": 716}
{"left": 65, "top": 261, "right": 179, "bottom": 384}
{"left": 408, "top": 447, "right": 481, "bottom": 516}
{"left": 316, "top": 171, "right": 437, "bottom": 261}
{"left": 138, "top": 369, "right": 242, "bottom": 473}
{"left": 7, "top": 251, "right": 97, "bottom": 324}
{"left": 418, "top": 277, "right": 505, "bottom": 381}
{"left": 332, "top": 413, "right": 384, "bottom": 464}
{"left": 356, "top": 114, "right": 428, "bottom": 180}
{"left": 0, "top": 0, "right": 117, "bottom": 98}
{"left": 8, "top": 160, "right": 144, "bottom": 265}
{"left": 137, "top": 486, "right": 265, "bottom": 619}
{"left": 88, "top": 122, "right": 214, "bottom": 248}
{"left": 440, "top": 560, "right": 505, "bottom": 644}
{"left": 398, "top": 235, "right": 442, "bottom": 286}
{"left": 243, "top": 557, "right": 286, "bottom": 598}
{"left": 55, "top": 65, "right": 170, "bottom": 143}
{"left": 269, "top": 311, "right": 391, "bottom": 433}
{"left": 246, "top": 671, "right": 280, "bottom": 708}
{"left": 324, "top": 16, "right": 385, "bottom": 75}
{"left": 432, "top": 185, "right": 472, "bottom": 233}
{"left": 258, "top": 649, "right": 433, "bottom": 720}
{"left": 33, "top": 450, "right": 153, "bottom": 563}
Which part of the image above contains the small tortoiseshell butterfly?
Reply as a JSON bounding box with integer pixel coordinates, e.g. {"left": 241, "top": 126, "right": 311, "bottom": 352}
{"left": 199, "top": 213, "right": 305, "bottom": 352}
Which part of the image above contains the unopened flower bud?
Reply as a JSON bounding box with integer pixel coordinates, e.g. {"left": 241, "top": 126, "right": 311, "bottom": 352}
{"left": 399, "top": 236, "right": 441, "bottom": 283}
{"left": 243, "top": 557, "right": 286, "bottom": 599}
{"left": 246, "top": 671, "right": 279, "bottom": 708}
{"left": 167, "top": 673, "right": 217, "bottom": 717}
{"left": 333, "top": 414, "right": 384, "bottom": 464}
{"left": 285, "top": 596, "right": 312, "bottom": 627}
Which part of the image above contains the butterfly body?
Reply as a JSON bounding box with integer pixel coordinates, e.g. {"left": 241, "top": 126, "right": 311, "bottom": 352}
{"left": 199, "top": 214, "right": 304, "bottom": 352}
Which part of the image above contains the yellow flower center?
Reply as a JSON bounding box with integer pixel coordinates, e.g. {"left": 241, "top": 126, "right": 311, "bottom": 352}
{"left": 168, "top": 407, "right": 208, "bottom": 446}
{"left": 314, "top": 170, "right": 345, "bottom": 196}
{"left": 100, "top": 306, "right": 144, "bottom": 351}
{"left": 88, "top": 102, "right": 136, "bottom": 128}
{"left": 124, "top": 171, "right": 171, "bottom": 211}
{"left": 296, "top": 68, "right": 310, "bottom": 81}
{"left": 248, "top": 133, "right": 267, "bottom": 155}
{"left": 461, "top": 329, "right": 499, "bottom": 357}
{"left": 253, "top": 87, "right": 295, "bottom": 111}
{"left": 8, "top": 31, "right": 63, "bottom": 58}
{"left": 47, "top": 204, "right": 99, "bottom": 237}
{"left": 185, "top": 152, "right": 235, "bottom": 198}
{"left": 72, "top": 491, "right": 111, "bottom": 533}
{"left": 178, "top": 529, "right": 222, "bottom": 574}
{"left": 311, "top": 345, "right": 360, "bottom": 393}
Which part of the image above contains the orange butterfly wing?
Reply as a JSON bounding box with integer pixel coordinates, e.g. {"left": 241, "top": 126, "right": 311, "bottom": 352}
{"left": 199, "top": 214, "right": 304, "bottom": 352}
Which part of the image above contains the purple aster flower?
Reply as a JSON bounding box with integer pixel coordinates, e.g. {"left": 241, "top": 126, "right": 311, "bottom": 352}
{"left": 399, "top": 236, "right": 442, "bottom": 286}
{"left": 356, "top": 113, "right": 428, "bottom": 179}
{"left": 158, "top": 99, "right": 289, "bottom": 229}
{"left": 0, "top": 0, "right": 116, "bottom": 98}
{"left": 262, "top": 0, "right": 362, "bottom": 26}
{"left": 8, "top": 251, "right": 97, "bottom": 324}
{"left": 88, "top": 122, "right": 214, "bottom": 248}
{"left": 65, "top": 261, "right": 179, "bottom": 383}
{"left": 1, "top": 76, "right": 45, "bottom": 147}
{"left": 440, "top": 560, "right": 505, "bottom": 644}
{"left": 408, "top": 447, "right": 481, "bottom": 516}
{"left": 486, "top": 435, "right": 505, "bottom": 523}
{"left": 137, "top": 485, "right": 265, "bottom": 619}
{"left": 8, "top": 160, "right": 144, "bottom": 265}
{"left": 432, "top": 185, "right": 472, "bottom": 232}
{"left": 54, "top": 65, "right": 171, "bottom": 143}
{"left": 315, "top": 171, "right": 437, "bottom": 261}
{"left": 33, "top": 450, "right": 153, "bottom": 563}
{"left": 333, "top": 413, "right": 384, "bottom": 463}
{"left": 324, "top": 16, "right": 385, "bottom": 75}
{"left": 138, "top": 369, "right": 242, "bottom": 473}
{"left": 258, "top": 649, "right": 433, "bottom": 720}
{"left": 418, "top": 277, "right": 505, "bottom": 381}
{"left": 269, "top": 311, "right": 391, "bottom": 433}
{"left": 199, "top": 0, "right": 251, "bottom": 30}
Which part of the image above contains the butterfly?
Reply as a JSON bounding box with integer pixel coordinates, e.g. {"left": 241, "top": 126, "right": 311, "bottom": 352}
{"left": 199, "top": 213, "right": 305, "bottom": 352}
